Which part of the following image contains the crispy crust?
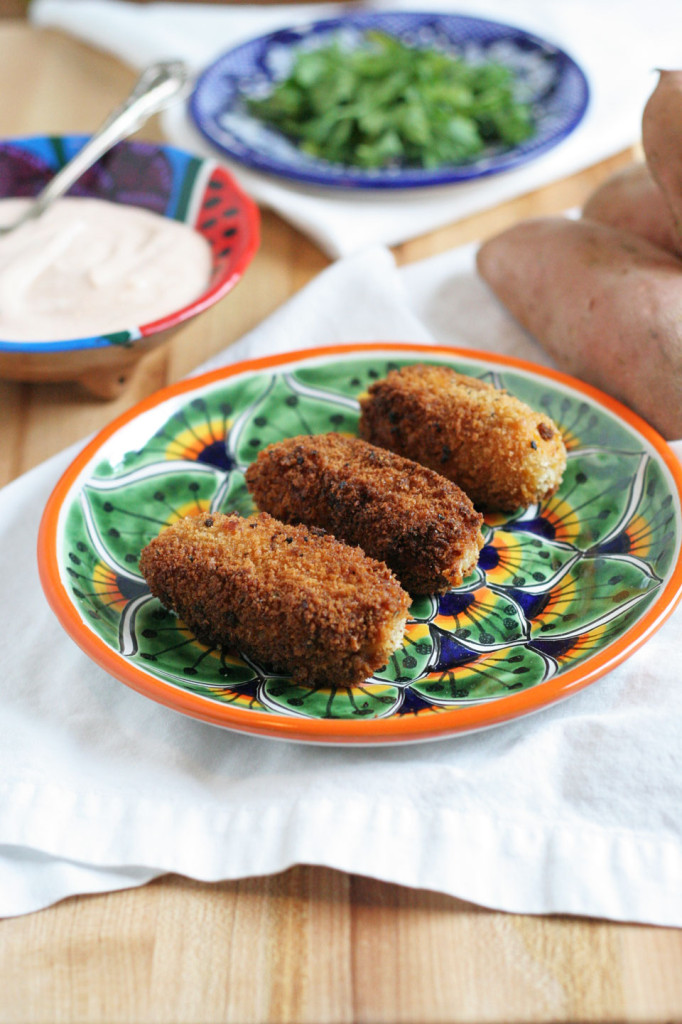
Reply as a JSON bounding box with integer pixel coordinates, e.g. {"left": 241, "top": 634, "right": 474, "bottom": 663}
{"left": 245, "top": 432, "right": 484, "bottom": 595}
{"left": 358, "top": 363, "right": 567, "bottom": 511}
{"left": 138, "top": 511, "right": 410, "bottom": 687}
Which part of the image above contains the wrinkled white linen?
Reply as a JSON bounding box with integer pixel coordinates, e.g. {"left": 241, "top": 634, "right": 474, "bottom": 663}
{"left": 29, "top": 0, "right": 680, "bottom": 256}
{"left": 1, "top": 242, "right": 681, "bottom": 923}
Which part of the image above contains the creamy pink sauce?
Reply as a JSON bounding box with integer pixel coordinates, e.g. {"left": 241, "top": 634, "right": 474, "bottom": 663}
{"left": 0, "top": 197, "right": 212, "bottom": 341}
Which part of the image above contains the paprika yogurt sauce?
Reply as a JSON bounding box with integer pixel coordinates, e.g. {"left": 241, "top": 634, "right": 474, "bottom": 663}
{"left": 0, "top": 196, "right": 212, "bottom": 341}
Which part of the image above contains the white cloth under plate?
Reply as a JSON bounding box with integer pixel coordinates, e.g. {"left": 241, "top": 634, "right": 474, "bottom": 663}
{"left": 29, "top": 0, "right": 681, "bottom": 257}
{"left": 1, "top": 242, "right": 682, "bottom": 922}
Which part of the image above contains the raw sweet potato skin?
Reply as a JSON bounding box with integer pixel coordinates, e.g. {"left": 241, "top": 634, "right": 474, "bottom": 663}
{"left": 641, "top": 69, "right": 682, "bottom": 251}
{"left": 476, "top": 216, "right": 682, "bottom": 438}
{"left": 582, "top": 163, "right": 681, "bottom": 256}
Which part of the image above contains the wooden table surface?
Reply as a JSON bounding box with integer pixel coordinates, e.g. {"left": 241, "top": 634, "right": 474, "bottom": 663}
{"left": 1, "top": 19, "right": 681, "bottom": 1024}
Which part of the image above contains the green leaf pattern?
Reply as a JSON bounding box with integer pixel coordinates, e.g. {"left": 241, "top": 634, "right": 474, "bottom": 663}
{"left": 60, "top": 353, "right": 679, "bottom": 721}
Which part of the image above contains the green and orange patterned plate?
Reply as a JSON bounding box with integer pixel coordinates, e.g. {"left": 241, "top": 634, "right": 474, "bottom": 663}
{"left": 38, "top": 344, "right": 682, "bottom": 744}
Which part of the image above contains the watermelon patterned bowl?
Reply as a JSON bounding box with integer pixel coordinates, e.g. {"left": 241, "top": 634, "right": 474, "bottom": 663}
{"left": 0, "top": 135, "right": 260, "bottom": 398}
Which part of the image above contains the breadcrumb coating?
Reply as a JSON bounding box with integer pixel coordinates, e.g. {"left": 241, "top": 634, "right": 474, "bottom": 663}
{"left": 138, "top": 511, "right": 410, "bottom": 687}
{"left": 245, "top": 432, "right": 484, "bottom": 595}
{"left": 358, "top": 363, "right": 567, "bottom": 511}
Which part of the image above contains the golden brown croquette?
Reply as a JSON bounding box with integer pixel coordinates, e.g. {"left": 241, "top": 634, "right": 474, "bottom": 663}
{"left": 138, "top": 511, "right": 410, "bottom": 687}
{"left": 245, "top": 433, "right": 484, "bottom": 595}
{"left": 358, "top": 363, "right": 567, "bottom": 511}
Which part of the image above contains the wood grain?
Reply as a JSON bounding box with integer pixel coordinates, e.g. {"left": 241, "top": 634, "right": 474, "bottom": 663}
{"left": 3, "top": 870, "right": 682, "bottom": 1023}
{"left": 0, "top": 20, "right": 679, "bottom": 1024}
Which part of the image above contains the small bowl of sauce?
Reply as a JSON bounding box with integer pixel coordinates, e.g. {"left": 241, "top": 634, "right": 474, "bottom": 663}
{"left": 0, "top": 135, "right": 260, "bottom": 397}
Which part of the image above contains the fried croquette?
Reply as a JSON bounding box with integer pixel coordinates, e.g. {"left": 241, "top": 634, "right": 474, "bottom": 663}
{"left": 245, "top": 433, "right": 484, "bottom": 595}
{"left": 138, "top": 511, "right": 410, "bottom": 687}
{"left": 358, "top": 363, "right": 567, "bottom": 512}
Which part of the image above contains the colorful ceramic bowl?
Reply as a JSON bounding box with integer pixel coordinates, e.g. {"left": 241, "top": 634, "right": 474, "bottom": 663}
{"left": 189, "top": 10, "right": 589, "bottom": 190}
{"left": 38, "top": 344, "right": 682, "bottom": 745}
{"left": 0, "top": 135, "right": 260, "bottom": 397}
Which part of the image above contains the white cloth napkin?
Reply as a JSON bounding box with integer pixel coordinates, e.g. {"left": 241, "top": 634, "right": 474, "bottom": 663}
{"left": 29, "top": 0, "right": 681, "bottom": 257}
{"left": 2, "top": 241, "right": 682, "bottom": 924}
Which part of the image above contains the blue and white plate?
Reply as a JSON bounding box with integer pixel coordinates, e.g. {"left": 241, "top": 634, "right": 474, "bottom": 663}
{"left": 189, "top": 10, "right": 590, "bottom": 191}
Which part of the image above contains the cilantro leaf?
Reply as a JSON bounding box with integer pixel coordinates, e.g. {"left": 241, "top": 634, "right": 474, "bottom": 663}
{"left": 245, "top": 31, "right": 536, "bottom": 171}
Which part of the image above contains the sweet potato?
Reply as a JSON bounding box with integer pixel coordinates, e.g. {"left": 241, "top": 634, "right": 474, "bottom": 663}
{"left": 476, "top": 216, "right": 682, "bottom": 439}
{"left": 582, "top": 163, "right": 681, "bottom": 256}
{"left": 641, "top": 69, "right": 682, "bottom": 251}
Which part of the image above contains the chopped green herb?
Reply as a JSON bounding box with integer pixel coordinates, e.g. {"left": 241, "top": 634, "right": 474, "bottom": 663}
{"left": 246, "top": 31, "right": 535, "bottom": 170}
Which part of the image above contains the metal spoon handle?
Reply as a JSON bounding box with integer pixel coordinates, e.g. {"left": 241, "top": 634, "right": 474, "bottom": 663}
{"left": 9, "top": 60, "right": 191, "bottom": 230}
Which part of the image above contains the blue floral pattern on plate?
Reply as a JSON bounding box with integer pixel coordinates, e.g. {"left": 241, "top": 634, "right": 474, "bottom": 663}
{"left": 189, "top": 11, "right": 589, "bottom": 190}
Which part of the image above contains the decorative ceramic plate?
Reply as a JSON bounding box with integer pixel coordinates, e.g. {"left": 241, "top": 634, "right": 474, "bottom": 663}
{"left": 38, "top": 344, "right": 682, "bottom": 744}
{"left": 188, "top": 11, "right": 589, "bottom": 190}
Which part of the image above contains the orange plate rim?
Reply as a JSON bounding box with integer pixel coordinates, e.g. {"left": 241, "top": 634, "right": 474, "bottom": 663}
{"left": 37, "top": 342, "right": 682, "bottom": 745}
